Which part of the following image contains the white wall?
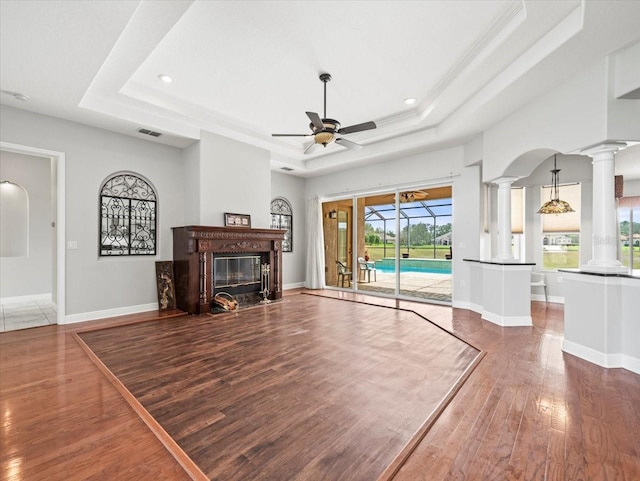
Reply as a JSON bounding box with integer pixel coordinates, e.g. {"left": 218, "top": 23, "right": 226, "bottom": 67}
{"left": 182, "top": 140, "right": 200, "bottom": 225}
{"left": 0, "top": 151, "right": 52, "bottom": 298}
{"left": 0, "top": 106, "right": 184, "bottom": 317}
{"left": 306, "top": 146, "right": 463, "bottom": 197}
{"left": 483, "top": 59, "right": 608, "bottom": 181}
{"left": 199, "top": 130, "right": 271, "bottom": 228}
{"left": 613, "top": 40, "right": 640, "bottom": 99}
{"left": 271, "top": 171, "right": 306, "bottom": 288}
{"left": 606, "top": 55, "right": 640, "bottom": 141}
{"left": 451, "top": 163, "right": 482, "bottom": 305}
{"left": 623, "top": 179, "right": 640, "bottom": 197}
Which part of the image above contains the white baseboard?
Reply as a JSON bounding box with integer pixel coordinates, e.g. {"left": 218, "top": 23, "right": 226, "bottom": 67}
{"left": 452, "top": 300, "right": 482, "bottom": 314}
{"left": 63, "top": 302, "right": 158, "bottom": 325}
{"left": 481, "top": 310, "right": 532, "bottom": 327}
{"left": 563, "top": 340, "right": 640, "bottom": 375}
{"left": 622, "top": 355, "right": 640, "bottom": 375}
{"left": 531, "top": 294, "right": 565, "bottom": 304}
{"left": 283, "top": 282, "right": 305, "bottom": 290}
{"left": 1, "top": 293, "right": 52, "bottom": 305}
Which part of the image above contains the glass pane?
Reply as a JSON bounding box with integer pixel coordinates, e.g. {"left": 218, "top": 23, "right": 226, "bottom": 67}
{"left": 634, "top": 207, "right": 640, "bottom": 272}
{"left": 356, "top": 194, "right": 396, "bottom": 296}
{"left": 337, "top": 211, "right": 348, "bottom": 263}
{"left": 129, "top": 199, "right": 156, "bottom": 255}
{"left": 542, "top": 234, "right": 580, "bottom": 269}
{"left": 621, "top": 206, "right": 640, "bottom": 272}
{"left": 399, "top": 192, "right": 452, "bottom": 303}
{"left": 322, "top": 199, "right": 353, "bottom": 288}
{"left": 101, "top": 196, "right": 131, "bottom": 255}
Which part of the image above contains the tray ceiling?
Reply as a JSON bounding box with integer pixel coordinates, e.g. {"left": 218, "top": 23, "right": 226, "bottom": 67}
{"left": 1, "top": 0, "right": 639, "bottom": 176}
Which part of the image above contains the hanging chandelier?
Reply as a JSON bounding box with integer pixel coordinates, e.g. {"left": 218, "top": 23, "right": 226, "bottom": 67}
{"left": 538, "top": 154, "right": 575, "bottom": 214}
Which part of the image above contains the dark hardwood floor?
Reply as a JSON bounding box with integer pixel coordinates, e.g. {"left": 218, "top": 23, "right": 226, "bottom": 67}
{"left": 1, "top": 292, "right": 639, "bottom": 480}
{"left": 76, "top": 295, "right": 480, "bottom": 481}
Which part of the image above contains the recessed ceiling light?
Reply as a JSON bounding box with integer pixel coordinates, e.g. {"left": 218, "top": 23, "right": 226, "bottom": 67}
{"left": 403, "top": 97, "right": 417, "bottom": 105}
{"left": 158, "top": 74, "right": 174, "bottom": 84}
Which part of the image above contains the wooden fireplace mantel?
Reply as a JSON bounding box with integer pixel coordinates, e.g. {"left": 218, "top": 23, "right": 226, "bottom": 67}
{"left": 172, "top": 226, "right": 286, "bottom": 314}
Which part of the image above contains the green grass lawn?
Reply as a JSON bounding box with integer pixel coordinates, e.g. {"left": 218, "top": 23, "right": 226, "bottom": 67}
{"left": 541, "top": 246, "right": 640, "bottom": 269}
{"left": 365, "top": 245, "right": 451, "bottom": 261}
{"left": 366, "top": 245, "right": 640, "bottom": 269}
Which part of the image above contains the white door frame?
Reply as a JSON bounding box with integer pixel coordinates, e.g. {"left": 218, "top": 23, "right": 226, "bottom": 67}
{"left": 1, "top": 141, "right": 65, "bottom": 323}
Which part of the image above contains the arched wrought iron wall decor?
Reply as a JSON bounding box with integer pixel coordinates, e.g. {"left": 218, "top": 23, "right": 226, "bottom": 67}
{"left": 270, "top": 197, "right": 293, "bottom": 252}
{"left": 99, "top": 172, "right": 157, "bottom": 256}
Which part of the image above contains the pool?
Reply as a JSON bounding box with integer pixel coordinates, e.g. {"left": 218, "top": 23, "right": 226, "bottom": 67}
{"left": 374, "top": 258, "right": 452, "bottom": 274}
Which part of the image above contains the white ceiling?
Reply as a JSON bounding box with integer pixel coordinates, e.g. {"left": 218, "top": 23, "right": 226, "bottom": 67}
{"left": 1, "top": 0, "right": 639, "bottom": 178}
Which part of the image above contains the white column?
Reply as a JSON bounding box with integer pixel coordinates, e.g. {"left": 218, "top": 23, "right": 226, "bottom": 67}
{"left": 581, "top": 142, "right": 626, "bottom": 273}
{"left": 493, "top": 177, "right": 518, "bottom": 261}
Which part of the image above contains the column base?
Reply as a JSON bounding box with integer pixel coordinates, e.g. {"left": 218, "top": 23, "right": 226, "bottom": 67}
{"left": 582, "top": 261, "right": 628, "bottom": 274}
{"left": 491, "top": 256, "right": 517, "bottom": 263}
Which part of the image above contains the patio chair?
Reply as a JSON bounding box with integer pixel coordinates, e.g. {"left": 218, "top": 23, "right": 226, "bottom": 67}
{"left": 357, "top": 257, "right": 377, "bottom": 283}
{"left": 445, "top": 246, "right": 452, "bottom": 259}
{"left": 336, "top": 260, "right": 352, "bottom": 287}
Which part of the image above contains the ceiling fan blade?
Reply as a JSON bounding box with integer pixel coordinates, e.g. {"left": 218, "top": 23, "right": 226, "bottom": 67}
{"left": 272, "top": 133, "right": 312, "bottom": 137}
{"left": 335, "top": 137, "right": 362, "bottom": 151}
{"left": 304, "top": 142, "right": 319, "bottom": 155}
{"left": 338, "top": 121, "right": 376, "bottom": 135}
{"left": 306, "top": 111, "right": 324, "bottom": 131}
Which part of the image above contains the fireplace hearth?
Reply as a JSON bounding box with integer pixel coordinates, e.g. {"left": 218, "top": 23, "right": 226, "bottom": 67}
{"left": 172, "top": 226, "right": 285, "bottom": 314}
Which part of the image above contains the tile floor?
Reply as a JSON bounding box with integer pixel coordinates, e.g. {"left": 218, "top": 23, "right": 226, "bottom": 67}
{"left": 0, "top": 295, "right": 57, "bottom": 332}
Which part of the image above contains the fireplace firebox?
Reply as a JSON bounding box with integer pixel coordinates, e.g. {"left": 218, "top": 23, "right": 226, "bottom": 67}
{"left": 214, "top": 255, "right": 261, "bottom": 289}
{"left": 172, "top": 226, "right": 285, "bottom": 314}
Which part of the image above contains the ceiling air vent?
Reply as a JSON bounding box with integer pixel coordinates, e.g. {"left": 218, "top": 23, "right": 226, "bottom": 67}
{"left": 280, "top": 167, "right": 294, "bottom": 172}
{"left": 138, "top": 128, "right": 162, "bottom": 137}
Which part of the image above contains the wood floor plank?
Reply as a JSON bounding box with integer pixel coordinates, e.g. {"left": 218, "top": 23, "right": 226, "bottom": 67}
{"left": 2, "top": 293, "right": 639, "bottom": 480}
{"left": 77, "top": 295, "right": 479, "bottom": 481}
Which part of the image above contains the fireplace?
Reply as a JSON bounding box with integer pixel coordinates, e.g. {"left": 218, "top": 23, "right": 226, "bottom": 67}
{"left": 172, "top": 226, "right": 285, "bottom": 314}
{"left": 213, "top": 255, "right": 262, "bottom": 289}
{"left": 212, "top": 254, "right": 267, "bottom": 307}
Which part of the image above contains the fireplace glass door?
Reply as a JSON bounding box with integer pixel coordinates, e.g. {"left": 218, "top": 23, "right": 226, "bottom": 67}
{"left": 214, "top": 255, "right": 261, "bottom": 288}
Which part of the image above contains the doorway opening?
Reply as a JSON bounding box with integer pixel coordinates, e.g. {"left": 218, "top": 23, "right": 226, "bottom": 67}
{"left": 0, "top": 141, "right": 65, "bottom": 330}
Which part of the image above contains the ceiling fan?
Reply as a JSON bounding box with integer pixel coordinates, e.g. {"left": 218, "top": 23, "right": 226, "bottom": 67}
{"left": 272, "top": 73, "right": 377, "bottom": 154}
{"left": 398, "top": 190, "right": 429, "bottom": 203}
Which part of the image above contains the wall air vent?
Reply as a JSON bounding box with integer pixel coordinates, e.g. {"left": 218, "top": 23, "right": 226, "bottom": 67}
{"left": 280, "top": 167, "right": 294, "bottom": 172}
{"left": 138, "top": 128, "right": 162, "bottom": 137}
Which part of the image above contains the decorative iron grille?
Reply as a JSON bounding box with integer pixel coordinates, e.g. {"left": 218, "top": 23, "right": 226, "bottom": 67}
{"left": 100, "top": 172, "right": 157, "bottom": 256}
{"left": 270, "top": 197, "right": 292, "bottom": 252}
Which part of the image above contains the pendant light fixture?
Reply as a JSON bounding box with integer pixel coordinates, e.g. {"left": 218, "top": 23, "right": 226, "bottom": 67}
{"left": 538, "top": 154, "right": 575, "bottom": 214}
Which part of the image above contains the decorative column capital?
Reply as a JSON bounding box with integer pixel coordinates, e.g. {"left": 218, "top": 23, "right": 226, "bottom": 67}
{"left": 580, "top": 141, "right": 626, "bottom": 159}
{"left": 492, "top": 176, "right": 519, "bottom": 187}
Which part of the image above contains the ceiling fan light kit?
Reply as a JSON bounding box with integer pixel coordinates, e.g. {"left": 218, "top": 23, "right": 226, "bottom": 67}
{"left": 272, "top": 73, "right": 377, "bottom": 154}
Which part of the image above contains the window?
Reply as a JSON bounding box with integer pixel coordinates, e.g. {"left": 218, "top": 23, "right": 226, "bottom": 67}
{"left": 100, "top": 172, "right": 156, "bottom": 256}
{"left": 270, "top": 197, "right": 292, "bottom": 252}
{"left": 541, "top": 183, "right": 580, "bottom": 269}
{"left": 618, "top": 196, "right": 640, "bottom": 272}
{"left": 511, "top": 187, "right": 524, "bottom": 259}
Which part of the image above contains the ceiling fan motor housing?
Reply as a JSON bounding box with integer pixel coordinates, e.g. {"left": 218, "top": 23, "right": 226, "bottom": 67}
{"left": 310, "top": 118, "right": 340, "bottom": 146}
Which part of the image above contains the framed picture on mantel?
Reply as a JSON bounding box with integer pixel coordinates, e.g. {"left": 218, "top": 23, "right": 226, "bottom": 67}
{"left": 224, "top": 213, "right": 251, "bottom": 228}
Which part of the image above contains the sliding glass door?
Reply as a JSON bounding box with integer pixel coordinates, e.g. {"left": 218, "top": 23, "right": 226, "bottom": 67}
{"left": 356, "top": 193, "right": 398, "bottom": 296}
{"left": 397, "top": 188, "right": 452, "bottom": 303}
{"left": 322, "top": 185, "right": 453, "bottom": 303}
{"left": 322, "top": 199, "right": 354, "bottom": 288}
